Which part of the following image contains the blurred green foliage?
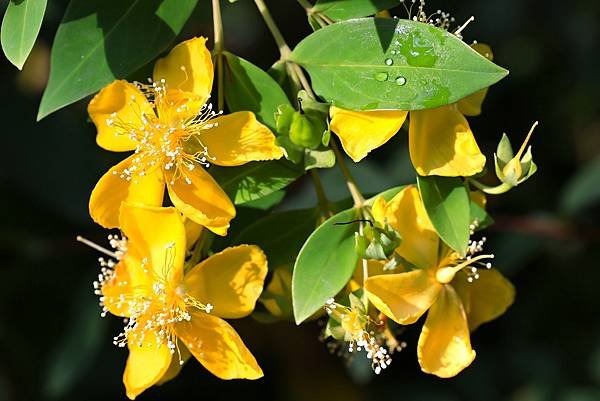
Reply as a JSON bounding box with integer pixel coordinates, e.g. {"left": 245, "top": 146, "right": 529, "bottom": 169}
{"left": 1, "top": 0, "right": 599, "bottom": 400}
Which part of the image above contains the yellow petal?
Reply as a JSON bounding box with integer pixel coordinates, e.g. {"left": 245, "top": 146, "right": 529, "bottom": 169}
{"left": 409, "top": 106, "right": 486, "bottom": 177}
{"left": 156, "top": 342, "right": 191, "bottom": 386}
{"left": 175, "top": 311, "right": 263, "bottom": 380}
{"left": 165, "top": 166, "right": 235, "bottom": 236}
{"left": 417, "top": 285, "right": 476, "bottom": 378}
{"left": 153, "top": 37, "right": 213, "bottom": 104}
{"left": 376, "top": 186, "right": 439, "bottom": 269}
{"left": 123, "top": 331, "right": 172, "bottom": 400}
{"left": 259, "top": 265, "right": 294, "bottom": 319}
{"left": 184, "top": 219, "right": 204, "bottom": 250}
{"left": 88, "top": 80, "right": 153, "bottom": 152}
{"left": 365, "top": 269, "right": 442, "bottom": 324}
{"left": 458, "top": 269, "right": 515, "bottom": 331}
{"left": 469, "top": 190, "right": 487, "bottom": 209}
{"left": 119, "top": 203, "right": 186, "bottom": 285}
{"left": 184, "top": 245, "right": 268, "bottom": 319}
{"left": 198, "top": 112, "right": 283, "bottom": 166}
{"left": 457, "top": 44, "right": 493, "bottom": 116}
{"left": 89, "top": 156, "right": 165, "bottom": 228}
{"left": 329, "top": 106, "right": 407, "bottom": 162}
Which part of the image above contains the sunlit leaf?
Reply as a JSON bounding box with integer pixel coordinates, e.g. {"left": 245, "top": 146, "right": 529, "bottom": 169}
{"left": 224, "top": 51, "right": 291, "bottom": 131}
{"left": 37, "top": 0, "right": 198, "bottom": 120}
{"left": 1, "top": 0, "right": 47, "bottom": 69}
{"left": 417, "top": 175, "right": 470, "bottom": 255}
{"left": 291, "top": 18, "right": 508, "bottom": 111}
{"left": 312, "top": 0, "right": 397, "bottom": 21}
{"left": 292, "top": 207, "right": 360, "bottom": 324}
{"left": 210, "top": 160, "right": 303, "bottom": 205}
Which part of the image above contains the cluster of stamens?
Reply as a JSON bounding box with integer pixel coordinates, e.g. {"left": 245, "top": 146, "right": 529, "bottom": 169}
{"left": 83, "top": 234, "right": 213, "bottom": 365}
{"left": 398, "top": 0, "right": 473, "bottom": 39}
{"left": 324, "top": 299, "right": 403, "bottom": 374}
{"left": 106, "top": 75, "right": 221, "bottom": 185}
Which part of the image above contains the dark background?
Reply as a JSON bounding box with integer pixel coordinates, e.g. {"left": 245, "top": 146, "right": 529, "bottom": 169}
{"left": 1, "top": 0, "right": 599, "bottom": 400}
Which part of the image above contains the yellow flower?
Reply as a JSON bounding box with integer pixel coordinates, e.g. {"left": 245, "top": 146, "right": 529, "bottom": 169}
{"left": 95, "top": 202, "right": 268, "bottom": 399}
{"left": 88, "top": 37, "right": 284, "bottom": 235}
{"left": 329, "top": 44, "right": 493, "bottom": 177}
{"left": 364, "top": 185, "right": 515, "bottom": 378}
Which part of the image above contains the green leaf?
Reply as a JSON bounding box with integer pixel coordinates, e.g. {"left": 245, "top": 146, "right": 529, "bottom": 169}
{"left": 210, "top": 160, "right": 303, "bottom": 205}
{"left": 1, "top": 0, "right": 47, "bottom": 69}
{"left": 559, "top": 156, "right": 600, "bottom": 216}
{"left": 237, "top": 190, "right": 286, "bottom": 210}
{"left": 292, "top": 207, "right": 360, "bottom": 324}
{"left": 312, "top": 0, "right": 397, "bottom": 21}
{"left": 469, "top": 197, "right": 494, "bottom": 230}
{"left": 417, "top": 175, "right": 470, "bottom": 256}
{"left": 291, "top": 18, "right": 508, "bottom": 111}
{"left": 37, "top": 0, "right": 198, "bottom": 120}
{"left": 224, "top": 51, "right": 291, "bottom": 131}
{"left": 304, "top": 148, "right": 336, "bottom": 170}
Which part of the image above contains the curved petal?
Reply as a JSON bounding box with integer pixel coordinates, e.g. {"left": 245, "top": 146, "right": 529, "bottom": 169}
{"left": 184, "top": 245, "right": 268, "bottom": 319}
{"left": 409, "top": 105, "right": 486, "bottom": 177}
{"left": 365, "top": 269, "right": 442, "bottom": 324}
{"left": 88, "top": 80, "right": 153, "bottom": 152}
{"left": 165, "top": 166, "right": 235, "bottom": 236}
{"left": 123, "top": 331, "right": 172, "bottom": 400}
{"left": 153, "top": 37, "right": 213, "bottom": 104}
{"left": 259, "top": 265, "right": 294, "bottom": 320}
{"left": 375, "top": 186, "right": 439, "bottom": 269}
{"left": 119, "top": 203, "right": 186, "bottom": 285}
{"left": 457, "top": 269, "right": 515, "bottom": 331}
{"left": 184, "top": 219, "right": 204, "bottom": 250}
{"left": 156, "top": 342, "right": 191, "bottom": 386}
{"left": 329, "top": 106, "right": 407, "bottom": 162}
{"left": 197, "top": 112, "right": 283, "bottom": 166}
{"left": 175, "top": 311, "right": 263, "bottom": 380}
{"left": 457, "top": 44, "right": 493, "bottom": 116}
{"left": 89, "top": 156, "right": 165, "bottom": 229}
{"left": 417, "top": 285, "right": 476, "bottom": 378}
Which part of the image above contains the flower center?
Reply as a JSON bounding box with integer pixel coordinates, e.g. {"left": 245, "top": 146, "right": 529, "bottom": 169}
{"left": 435, "top": 232, "right": 494, "bottom": 284}
{"left": 106, "top": 78, "right": 220, "bottom": 185}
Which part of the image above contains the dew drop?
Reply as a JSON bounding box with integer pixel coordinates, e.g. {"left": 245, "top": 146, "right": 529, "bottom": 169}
{"left": 385, "top": 58, "right": 393, "bottom": 66}
{"left": 395, "top": 76, "right": 407, "bottom": 86}
{"left": 375, "top": 72, "right": 388, "bottom": 82}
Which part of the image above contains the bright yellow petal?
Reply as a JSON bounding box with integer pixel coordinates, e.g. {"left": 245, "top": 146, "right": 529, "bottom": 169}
{"left": 409, "top": 105, "right": 486, "bottom": 177}
{"left": 184, "top": 245, "right": 268, "bottom": 319}
{"left": 123, "top": 331, "right": 172, "bottom": 400}
{"left": 88, "top": 80, "right": 153, "bottom": 152}
{"left": 153, "top": 37, "right": 213, "bottom": 104}
{"left": 165, "top": 166, "right": 235, "bottom": 236}
{"left": 458, "top": 269, "right": 515, "bottom": 331}
{"left": 175, "top": 311, "right": 263, "bottom": 380}
{"left": 417, "top": 285, "right": 476, "bottom": 378}
{"left": 365, "top": 269, "right": 442, "bottom": 324}
{"left": 329, "top": 106, "right": 407, "bottom": 162}
{"left": 469, "top": 190, "right": 487, "bottom": 209}
{"left": 198, "top": 112, "right": 283, "bottom": 166}
{"left": 376, "top": 186, "right": 439, "bottom": 269}
{"left": 457, "top": 44, "right": 493, "bottom": 116}
{"left": 119, "top": 203, "right": 186, "bottom": 285}
{"left": 89, "top": 156, "right": 165, "bottom": 228}
{"left": 156, "top": 342, "right": 191, "bottom": 386}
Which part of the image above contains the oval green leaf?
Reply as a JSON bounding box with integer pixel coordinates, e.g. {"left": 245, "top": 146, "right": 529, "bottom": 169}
{"left": 210, "top": 160, "right": 303, "bottom": 205}
{"left": 1, "top": 0, "right": 47, "bottom": 70}
{"left": 37, "top": 0, "right": 198, "bottom": 120}
{"left": 291, "top": 17, "right": 508, "bottom": 111}
{"left": 224, "top": 51, "right": 290, "bottom": 131}
{"left": 292, "top": 207, "right": 360, "bottom": 324}
{"left": 417, "top": 175, "right": 470, "bottom": 256}
{"left": 312, "top": 0, "right": 397, "bottom": 21}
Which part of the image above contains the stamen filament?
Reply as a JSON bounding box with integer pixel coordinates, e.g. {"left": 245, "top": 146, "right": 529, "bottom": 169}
{"left": 77, "top": 235, "right": 119, "bottom": 259}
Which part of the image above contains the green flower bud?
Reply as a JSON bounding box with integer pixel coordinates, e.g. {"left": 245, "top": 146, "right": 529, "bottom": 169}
{"left": 493, "top": 121, "right": 538, "bottom": 191}
{"left": 289, "top": 111, "right": 326, "bottom": 150}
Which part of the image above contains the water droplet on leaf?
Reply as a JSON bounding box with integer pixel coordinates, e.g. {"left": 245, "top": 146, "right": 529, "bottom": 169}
{"left": 395, "top": 76, "right": 407, "bottom": 86}
{"left": 385, "top": 58, "right": 393, "bottom": 66}
{"left": 375, "top": 72, "right": 388, "bottom": 82}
